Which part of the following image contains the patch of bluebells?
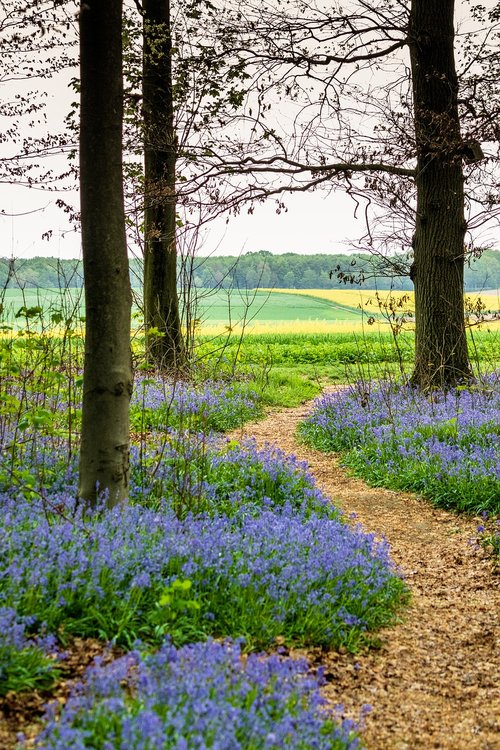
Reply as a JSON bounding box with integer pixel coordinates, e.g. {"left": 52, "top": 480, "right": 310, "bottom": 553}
{"left": 0, "top": 607, "right": 29, "bottom": 652}
{"left": 131, "top": 375, "right": 262, "bottom": 432}
{"left": 0, "top": 374, "right": 404, "bottom": 744}
{"left": 0, "top": 488, "right": 405, "bottom": 650}
{"left": 0, "top": 385, "right": 406, "bottom": 654}
{"left": 4, "top": 373, "right": 261, "bottom": 437}
{"left": 0, "top": 432, "right": 77, "bottom": 499}
{"left": 300, "top": 375, "right": 500, "bottom": 515}
{"left": 0, "top": 375, "right": 262, "bottom": 499}
{"left": 0, "top": 421, "right": 338, "bottom": 521}
{"left": 33, "top": 639, "right": 363, "bottom": 750}
{"left": 129, "top": 435, "right": 340, "bottom": 519}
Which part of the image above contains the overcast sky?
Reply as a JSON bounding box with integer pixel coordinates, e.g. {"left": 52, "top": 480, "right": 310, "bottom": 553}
{"left": 0, "top": 70, "right": 370, "bottom": 261}
{"left": 1, "top": 0, "right": 499, "bottom": 260}
{"left": 0, "top": 176, "right": 369, "bottom": 259}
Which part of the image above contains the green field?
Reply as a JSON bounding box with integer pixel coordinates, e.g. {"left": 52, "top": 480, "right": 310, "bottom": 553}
{"left": 194, "top": 289, "right": 364, "bottom": 323}
{"left": 0, "top": 288, "right": 84, "bottom": 328}
{"left": 0, "top": 284, "right": 498, "bottom": 407}
{"left": 1, "top": 288, "right": 84, "bottom": 307}
{"left": 0, "top": 287, "right": 364, "bottom": 327}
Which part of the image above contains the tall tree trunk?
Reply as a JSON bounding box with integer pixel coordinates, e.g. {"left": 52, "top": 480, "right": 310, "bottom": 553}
{"left": 78, "top": 0, "right": 133, "bottom": 507}
{"left": 143, "top": 0, "right": 185, "bottom": 371}
{"left": 408, "top": 0, "right": 472, "bottom": 389}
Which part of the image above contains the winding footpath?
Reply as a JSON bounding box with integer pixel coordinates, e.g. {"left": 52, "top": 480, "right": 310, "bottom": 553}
{"left": 229, "top": 394, "right": 500, "bottom": 750}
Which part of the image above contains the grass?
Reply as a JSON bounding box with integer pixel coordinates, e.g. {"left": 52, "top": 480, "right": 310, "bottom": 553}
{"left": 1, "top": 293, "right": 498, "bottom": 747}
{"left": 0, "top": 640, "right": 60, "bottom": 697}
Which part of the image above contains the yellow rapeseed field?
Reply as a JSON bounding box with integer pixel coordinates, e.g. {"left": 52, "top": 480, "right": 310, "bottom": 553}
{"left": 267, "top": 287, "right": 500, "bottom": 314}
{"left": 269, "top": 287, "right": 415, "bottom": 313}
{"left": 245, "top": 288, "right": 500, "bottom": 335}
{"left": 198, "top": 319, "right": 395, "bottom": 336}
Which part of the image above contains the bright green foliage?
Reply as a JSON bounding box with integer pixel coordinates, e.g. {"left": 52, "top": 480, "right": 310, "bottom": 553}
{"left": 0, "top": 645, "right": 60, "bottom": 696}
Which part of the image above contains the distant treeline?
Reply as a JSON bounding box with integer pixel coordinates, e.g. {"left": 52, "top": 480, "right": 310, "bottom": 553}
{"left": 1, "top": 249, "right": 500, "bottom": 291}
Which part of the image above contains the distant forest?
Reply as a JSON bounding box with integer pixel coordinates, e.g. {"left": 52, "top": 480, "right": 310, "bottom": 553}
{"left": 1, "top": 249, "right": 500, "bottom": 292}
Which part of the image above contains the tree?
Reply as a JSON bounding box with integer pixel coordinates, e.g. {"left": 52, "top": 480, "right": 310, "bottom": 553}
{"left": 0, "top": 1, "right": 77, "bottom": 218}
{"left": 201, "top": 0, "right": 499, "bottom": 388}
{"left": 142, "top": 0, "right": 185, "bottom": 371}
{"left": 137, "top": 0, "right": 267, "bottom": 369}
{"left": 119, "top": 0, "right": 255, "bottom": 371}
{"left": 78, "top": 0, "right": 133, "bottom": 506}
{"left": 408, "top": 0, "right": 471, "bottom": 387}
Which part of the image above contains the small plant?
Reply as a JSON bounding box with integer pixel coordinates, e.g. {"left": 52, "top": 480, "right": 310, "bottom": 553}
{"left": 476, "top": 515, "right": 500, "bottom": 568}
{"left": 150, "top": 578, "right": 201, "bottom": 641}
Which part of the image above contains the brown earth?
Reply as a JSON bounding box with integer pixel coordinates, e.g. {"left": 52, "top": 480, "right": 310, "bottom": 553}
{"left": 229, "top": 391, "right": 500, "bottom": 750}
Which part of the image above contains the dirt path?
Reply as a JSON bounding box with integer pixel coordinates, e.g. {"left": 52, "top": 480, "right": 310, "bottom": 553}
{"left": 229, "top": 395, "right": 500, "bottom": 750}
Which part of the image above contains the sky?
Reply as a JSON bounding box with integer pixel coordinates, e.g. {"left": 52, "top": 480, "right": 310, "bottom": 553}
{"left": 1, "top": 0, "right": 499, "bottom": 261}
{"left": 0, "top": 37, "right": 368, "bottom": 261}
{"left": 0, "top": 176, "right": 369, "bottom": 259}
{"left": 0, "top": 73, "right": 370, "bottom": 261}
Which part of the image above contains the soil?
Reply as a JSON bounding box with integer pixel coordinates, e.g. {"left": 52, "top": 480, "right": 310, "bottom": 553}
{"left": 1, "top": 391, "right": 499, "bottom": 749}
{"left": 229, "top": 390, "right": 500, "bottom": 750}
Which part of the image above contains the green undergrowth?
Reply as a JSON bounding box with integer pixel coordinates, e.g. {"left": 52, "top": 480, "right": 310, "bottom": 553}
{"left": 194, "top": 329, "right": 499, "bottom": 387}
{"left": 195, "top": 329, "right": 498, "bottom": 367}
{"left": 0, "top": 644, "right": 60, "bottom": 697}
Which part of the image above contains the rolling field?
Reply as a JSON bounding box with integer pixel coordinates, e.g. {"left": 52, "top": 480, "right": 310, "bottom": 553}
{"left": 267, "top": 287, "right": 500, "bottom": 313}
{"left": 195, "top": 289, "right": 362, "bottom": 321}
{"left": 1, "top": 286, "right": 498, "bottom": 335}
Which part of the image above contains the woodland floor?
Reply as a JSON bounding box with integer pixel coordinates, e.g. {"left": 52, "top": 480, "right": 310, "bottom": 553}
{"left": 1, "top": 391, "right": 499, "bottom": 750}
{"left": 229, "top": 390, "right": 500, "bottom": 750}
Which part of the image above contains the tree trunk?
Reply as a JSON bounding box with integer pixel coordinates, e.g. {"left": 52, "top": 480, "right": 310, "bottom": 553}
{"left": 143, "top": 0, "right": 185, "bottom": 371}
{"left": 408, "top": 0, "right": 472, "bottom": 389}
{"left": 78, "top": 0, "right": 133, "bottom": 507}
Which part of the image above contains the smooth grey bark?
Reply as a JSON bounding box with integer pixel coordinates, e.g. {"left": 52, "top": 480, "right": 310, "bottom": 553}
{"left": 409, "top": 0, "right": 472, "bottom": 389}
{"left": 143, "top": 0, "right": 185, "bottom": 371}
{"left": 78, "top": 0, "right": 133, "bottom": 507}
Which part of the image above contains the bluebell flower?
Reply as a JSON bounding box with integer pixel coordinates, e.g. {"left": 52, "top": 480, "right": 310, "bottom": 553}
{"left": 33, "top": 640, "right": 363, "bottom": 750}
{"left": 301, "top": 374, "right": 500, "bottom": 514}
